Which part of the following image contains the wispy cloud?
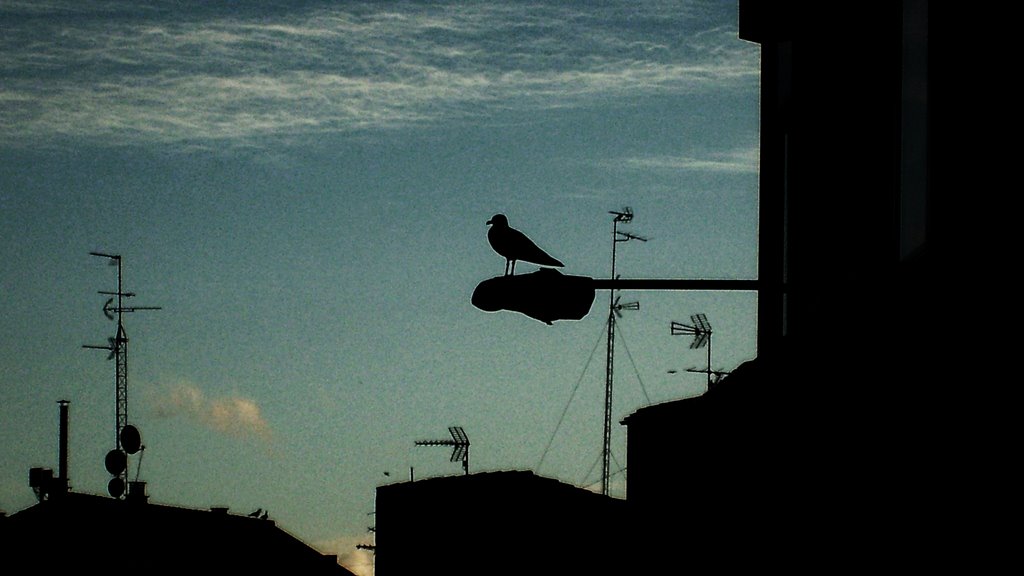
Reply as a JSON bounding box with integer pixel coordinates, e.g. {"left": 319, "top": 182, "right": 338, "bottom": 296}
{"left": 614, "top": 147, "right": 759, "bottom": 174}
{"left": 0, "top": 0, "right": 757, "bottom": 148}
{"left": 152, "top": 382, "right": 272, "bottom": 442}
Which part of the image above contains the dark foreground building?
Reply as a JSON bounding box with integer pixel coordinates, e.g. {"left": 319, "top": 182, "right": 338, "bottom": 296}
{"left": 375, "top": 471, "right": 629, "bottom": 575}
{"left": 2, "top": 490, "right": 352, "bottom": 574}
{"left": 621, "top": 361, "right": 852, "bottom": 569}
{"left": 614, "top": 1, "right": 961, "bottom": 570}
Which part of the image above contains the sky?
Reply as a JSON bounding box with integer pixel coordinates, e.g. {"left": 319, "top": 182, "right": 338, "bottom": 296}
{"left": 0, "top": 1, "right": 759, "bottom": 572}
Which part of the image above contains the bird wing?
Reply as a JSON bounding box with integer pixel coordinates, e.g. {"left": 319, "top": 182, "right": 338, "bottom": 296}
{"left": 491, "top": 226, "right": 563, "bottom": 267}
{"left": 509, "top": 227, "right": 563, "bottom": 267}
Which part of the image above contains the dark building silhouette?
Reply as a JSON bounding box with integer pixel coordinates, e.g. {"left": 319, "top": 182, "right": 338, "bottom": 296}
{"left": 743, "top": 0, "right": 948, "bottom": 360}
{"left": 2, "top": 490, "right": 353, "bottom": 574}
{"left": 621, "top": 361, "right": 826, "bottom": 568}
{"left": 374, "top": 471, "right": 628, "bottom": 575}
{"left": 618, "top": 1, "right": 959, "bottom": 569}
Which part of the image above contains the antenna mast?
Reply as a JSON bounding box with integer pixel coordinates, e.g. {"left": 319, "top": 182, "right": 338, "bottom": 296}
{"left": 83, "top": 252, "right": 160, "bottom": 498}
{"left": 602, "top": 209, "right": 644, "bottom": 497}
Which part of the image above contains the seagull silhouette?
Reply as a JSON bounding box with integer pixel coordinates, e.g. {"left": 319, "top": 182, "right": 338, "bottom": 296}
{"left": 486, "top": 214, "right": 564, "bottom": 276}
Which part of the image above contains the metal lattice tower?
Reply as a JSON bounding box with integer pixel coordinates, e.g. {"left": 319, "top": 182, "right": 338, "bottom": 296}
{"left": 602, "top": 209, "right": 645, "bottom": 496}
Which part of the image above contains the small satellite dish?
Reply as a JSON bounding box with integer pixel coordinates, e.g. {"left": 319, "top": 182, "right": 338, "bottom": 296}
{"left": 104, "top": 449, "right": 127, "bottom": 476}
{"left": 121, "top": 425, "right": 142, "bottom": 455}
{"left": 108, "top": 477, "right": 125, "bottom": 498}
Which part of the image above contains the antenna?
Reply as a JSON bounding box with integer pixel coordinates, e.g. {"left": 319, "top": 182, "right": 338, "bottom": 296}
{"left": 670, "top": 313, "right": 729, "bottom": 389}
{"left": 602, "top": 208, "right": 643, "bottom": 497}
{"left": 415, "top": 426, "right": 470, "bottom": 475}
{"left": 82, "top": 252, "right": 160, "bottom": 499}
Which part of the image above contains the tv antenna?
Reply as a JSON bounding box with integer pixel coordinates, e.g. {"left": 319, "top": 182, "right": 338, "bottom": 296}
{"left": 601, "top": 208, "right": 645, "bottom": 497}
{"left": 670, "top": 313, "right": 729, "bottom": 390}
{"left": 415, "top": 426, "right": 470, "bottom": 475}
{"left": 82, "top": 252, "right": 160, "bottom": 498}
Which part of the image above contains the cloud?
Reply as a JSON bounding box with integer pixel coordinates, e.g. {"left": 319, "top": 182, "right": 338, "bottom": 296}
{"left": 312, "top": 535, "right": 375, "bottom": 576}
{"left": 615, "top": 147, "right": 759, "bottom": 174}
{"left": 153, "top": 383, "right": 272, "bottom": 442}
{"left": 0, "top": 1, "right": 758, "bottom": 148}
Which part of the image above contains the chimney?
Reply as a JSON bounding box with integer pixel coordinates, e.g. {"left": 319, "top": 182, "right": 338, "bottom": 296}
{"left": 58, "top": 400, "right": 69, "bottom": 485}
{"left": 28, "top": 400, "right": 72, "bottom": 500}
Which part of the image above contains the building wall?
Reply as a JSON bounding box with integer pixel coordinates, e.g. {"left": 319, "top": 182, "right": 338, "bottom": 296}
{"left": 620, "top": 3, "right": 955, "bottom": 569}
{"left": 742, "top": 1, "right": 916, "bottom": 357}
{"left": 374, "top": 471, "right": 628, "bottom": 575}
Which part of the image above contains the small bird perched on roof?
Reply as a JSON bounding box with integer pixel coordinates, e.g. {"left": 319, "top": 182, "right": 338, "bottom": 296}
{"left": 486, "top": 214, "right": 564, "bottom": 276}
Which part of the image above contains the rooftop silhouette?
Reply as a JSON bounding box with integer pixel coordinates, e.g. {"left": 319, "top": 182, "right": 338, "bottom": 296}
{"left": 3, "top": 492, "right": 353, "bottom": 574}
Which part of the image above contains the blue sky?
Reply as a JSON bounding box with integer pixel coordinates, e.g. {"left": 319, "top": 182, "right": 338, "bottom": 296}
{"left": 1, "top": 1, "right": 759, "bottom": 572}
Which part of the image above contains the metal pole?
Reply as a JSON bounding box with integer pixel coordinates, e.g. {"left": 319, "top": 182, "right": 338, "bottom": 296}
{"left": 591, "top": 278, "right": 760, "bottom": 291}
{"left": 707, "top": 330, "right": 713, "bottom": 390}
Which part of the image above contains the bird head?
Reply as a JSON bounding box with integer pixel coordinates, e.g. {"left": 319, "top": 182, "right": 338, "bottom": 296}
{"left": 486, "top": 214, "right": 508, "bottom": 227}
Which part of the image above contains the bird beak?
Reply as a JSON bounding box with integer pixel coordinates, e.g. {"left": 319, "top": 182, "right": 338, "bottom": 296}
{"left": 486, "top": 218, "right": 492, "bottom": 225}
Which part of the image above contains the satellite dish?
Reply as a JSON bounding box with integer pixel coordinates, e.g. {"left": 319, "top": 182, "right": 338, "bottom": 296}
{"left": 120, "top": 425, "right": 142, "bottom": 455}
{"left": 104, "top": 449, "right": 127, "bottom": 475}
{"left": 108, "top": 477, "right": 125, "bottom": 498}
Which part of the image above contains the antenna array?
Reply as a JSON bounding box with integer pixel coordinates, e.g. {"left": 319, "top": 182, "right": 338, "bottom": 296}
{"left": 671, "top": 313, "right": 729, "bottom": 389}
{"left": 415, "top": 426, "right": 471, "bottom": 475}
{"left": 82, "top": 252, "right": 160, "bottom": 499}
